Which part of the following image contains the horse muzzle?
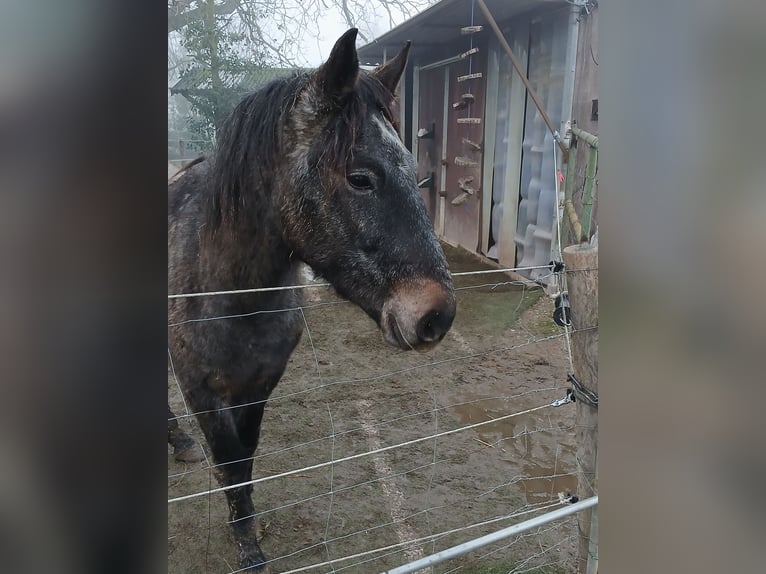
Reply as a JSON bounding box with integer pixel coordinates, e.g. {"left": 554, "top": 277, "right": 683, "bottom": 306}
{"left": 380, "top": 279, "right": 456, "bottom": 351}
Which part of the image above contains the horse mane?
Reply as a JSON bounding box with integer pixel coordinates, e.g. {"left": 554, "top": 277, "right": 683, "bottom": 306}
{"left": 206, "top": 70, "right": 397, "bottom": 234}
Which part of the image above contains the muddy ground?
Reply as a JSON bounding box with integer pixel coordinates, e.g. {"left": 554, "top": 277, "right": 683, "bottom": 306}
{"left": 168, "top": 245, "right": 579, "bottom": 574}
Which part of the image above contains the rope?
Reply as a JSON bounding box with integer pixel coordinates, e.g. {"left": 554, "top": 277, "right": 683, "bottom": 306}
{"left": 553, "top": 137, "right": 575, "bottom": 375}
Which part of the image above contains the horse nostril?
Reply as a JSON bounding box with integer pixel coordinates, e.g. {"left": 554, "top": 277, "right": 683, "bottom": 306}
{"left": 416, "top": 308, "right": 453, "bottom": 343}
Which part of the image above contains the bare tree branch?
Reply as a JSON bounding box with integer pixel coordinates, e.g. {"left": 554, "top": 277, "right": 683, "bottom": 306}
{"left": 169, "top": 0, "right": 436, "bottom": 76}
{"left": 340, "top": 0, "right": 369, "bottom": 43}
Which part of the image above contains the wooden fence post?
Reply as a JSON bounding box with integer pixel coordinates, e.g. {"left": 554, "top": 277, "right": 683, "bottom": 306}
{"left": 562, "top": 244, "right": 598, "bottom": 574}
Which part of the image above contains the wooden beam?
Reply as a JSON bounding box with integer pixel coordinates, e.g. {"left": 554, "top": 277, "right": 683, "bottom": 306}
{"left": 562, "top": 138, "right": 578, "bottom": 245}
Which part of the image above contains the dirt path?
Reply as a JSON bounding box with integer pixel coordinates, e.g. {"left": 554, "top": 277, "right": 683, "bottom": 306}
{"left": 168, "top": 246, "right": 578, "bottom": 573}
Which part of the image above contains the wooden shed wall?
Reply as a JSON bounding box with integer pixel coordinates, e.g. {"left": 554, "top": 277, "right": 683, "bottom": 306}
{"left": 443, "top": 41, "right": 488, "bottom": 253}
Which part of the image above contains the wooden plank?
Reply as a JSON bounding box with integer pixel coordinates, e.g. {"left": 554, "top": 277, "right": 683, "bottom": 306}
{"left": 451, "top": 192, "right": 469, "bottom": 205}
{"left": 454, "top": 156, "right": 479, "bottom": 167}
{"left": 461, "top": 138, "right": 482, "bottom": 151}
{"left": 457, "top": 73, "right": 483, "bottom": 82}
{"left": 452, "top": 93, "right": 475, "bottom": 110}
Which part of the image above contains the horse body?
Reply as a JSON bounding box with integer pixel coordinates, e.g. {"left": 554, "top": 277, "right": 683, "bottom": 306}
{"left": 169, "top": 157, "right": 304, "bottom": 393}
{"left": 169, "top": 29, "right": 455, "bottom": 571}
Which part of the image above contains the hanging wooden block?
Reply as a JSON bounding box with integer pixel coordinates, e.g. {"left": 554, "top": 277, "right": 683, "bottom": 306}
{"left": 417, "top": 122, "right": 435, "bottom": 139}
{"left": 461, "top": 25, "right": 483, "bottom": 34}
{"left": 457, "top": 72, "right": 483, "bottom": 82}
{"left": 417, "top": 172, "right": 435, "bottom": 189}
{"left": 458, "top": 176, "right": 476, "bottom": 194}
{"left": 454, "top": 156, "right": 478, "bottom": 167}
{"left": 451, "top": 192, "right": 470, "bottom": 205}
{"left": 452, "top": 93, "right": 475, "bottom": 110}
{"left": 457, "top": 118, "right": 481, "bottom": 124}
{"left": 459, "top": 47, "right": 479, "bottom": 59}
{"left": 461, "top": 137, "right": 482, "bottom": 151}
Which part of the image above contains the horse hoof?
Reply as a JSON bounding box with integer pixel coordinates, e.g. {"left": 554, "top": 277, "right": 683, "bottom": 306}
{"left": 173, "top": 443, "right": 204, "bottom": 463}
{"left": 239, "top": 555, "right": 272, "bottom": 573}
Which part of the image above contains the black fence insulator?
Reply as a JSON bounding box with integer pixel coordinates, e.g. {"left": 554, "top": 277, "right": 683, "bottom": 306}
{"left": 567, "top": 373, "right": 598, "bottom": 409}
{"left": 549, "top": 260, "right": 565, "bottom": 273}
{"left": 553, "top": 292, "right": 571, "bottom": 327}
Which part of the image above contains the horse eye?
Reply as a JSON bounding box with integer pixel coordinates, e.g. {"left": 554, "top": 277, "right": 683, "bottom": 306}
{"left": 347, "top": 172, "right": 374, "bottom": 191}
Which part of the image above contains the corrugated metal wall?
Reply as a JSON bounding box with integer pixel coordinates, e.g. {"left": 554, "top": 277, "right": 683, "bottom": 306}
{"left": 514, "top": 11, "right": 570, "bottom": 283}
{"left": 487, "top": 46, "right": 512, "bottom": 260}
{"left": 485, "top": 22, "right": 529, "bottom": 264}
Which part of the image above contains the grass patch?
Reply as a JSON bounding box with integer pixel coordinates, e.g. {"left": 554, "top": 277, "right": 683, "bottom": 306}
{"left": 528, "top": 315, "right": 562, "bottom": 337}
{"left": 456, "top": 287, "right": 544, "bottom": 333}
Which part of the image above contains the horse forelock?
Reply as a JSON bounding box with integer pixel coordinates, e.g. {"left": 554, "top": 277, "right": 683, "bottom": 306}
{"left": 290, "top": 71, "right": 398, "bottom": 178}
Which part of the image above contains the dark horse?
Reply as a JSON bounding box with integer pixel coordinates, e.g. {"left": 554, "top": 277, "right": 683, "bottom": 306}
{"left": 168, "top": 29, "right": 456, "bottom": 572}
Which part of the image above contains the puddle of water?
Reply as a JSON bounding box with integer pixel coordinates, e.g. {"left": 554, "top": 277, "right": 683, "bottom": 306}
{"left": 452, "top": 395, "right": 556, "bottom": 449}
{"left": 453, "top": 396, "right": 578, "bottom": 504}
{"left": 452, "top": 400, "right": 521, "bottom": 445}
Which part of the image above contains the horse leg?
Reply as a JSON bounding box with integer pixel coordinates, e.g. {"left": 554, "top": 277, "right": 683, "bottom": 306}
{"left": 230, "top": 401, "right": 270, "bottom": 567}
{"left": 167, "top": 403, "right": 204, "bottom": 462}
{"left": 196, "top": 396, "right": 271, "bottom": 572}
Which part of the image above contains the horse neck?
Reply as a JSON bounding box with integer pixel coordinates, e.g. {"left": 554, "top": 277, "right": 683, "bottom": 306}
{"left": 201, "top": 187, "right": 296, "bottom": 293}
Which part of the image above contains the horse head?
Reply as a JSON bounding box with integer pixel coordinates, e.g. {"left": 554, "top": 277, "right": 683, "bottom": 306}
{"left": 281, "top": 29, "right": 456, "bottom": 350}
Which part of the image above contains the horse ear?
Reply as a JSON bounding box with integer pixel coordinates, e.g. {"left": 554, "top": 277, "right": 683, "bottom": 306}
{"left": 315, "top": 28, "right": 360, "bottom": 101}
{"left": 372, "top": 41, "right": 411, "bottom": 95}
